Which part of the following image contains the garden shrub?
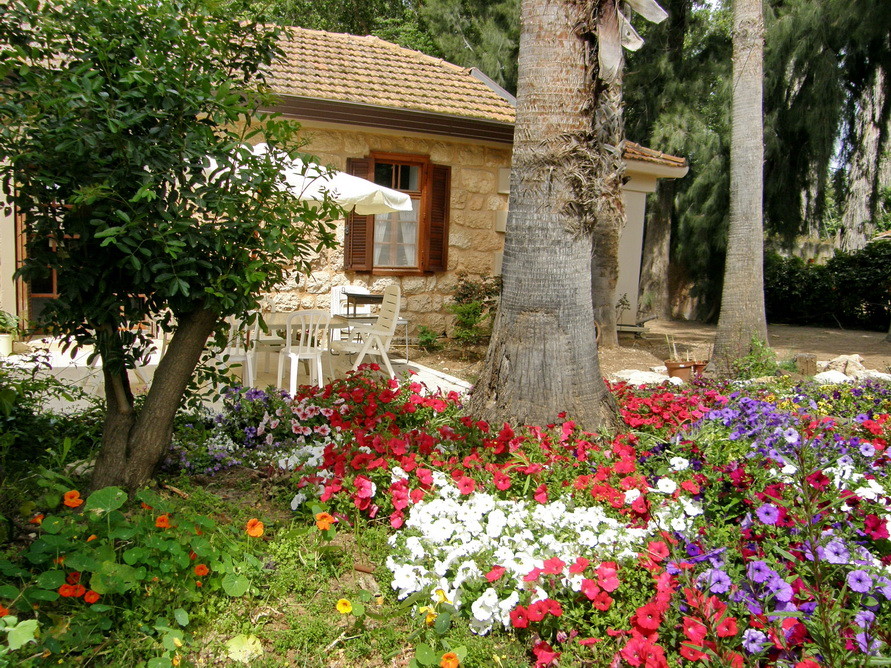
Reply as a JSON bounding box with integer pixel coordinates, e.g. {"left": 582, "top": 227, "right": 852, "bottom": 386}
{"left": 764, "top": 240, "right": 891, "bottom": 330}
{"left": 731, "top": 336, "right": 779, "bottom": 379}
{"left": 0, "top": 359, "right": 103, "bottom": 472}
{"left": 446, "top": 274, "right": 501, "bottom": 346}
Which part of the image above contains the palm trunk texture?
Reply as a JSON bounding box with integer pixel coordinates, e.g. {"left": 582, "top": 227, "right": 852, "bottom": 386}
{"left": 90, "top": 308, "right": 218, "bottom": 491}
{"left": 469, "top": 0, "right": 620, "bottom": 430}
{"left": 710, "top": 0, "right": 768, "bottom": 374}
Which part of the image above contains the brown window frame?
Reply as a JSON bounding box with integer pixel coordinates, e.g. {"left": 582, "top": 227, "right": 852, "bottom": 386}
{"left": 343, "top": 152, "right": 450, "bottom": 276}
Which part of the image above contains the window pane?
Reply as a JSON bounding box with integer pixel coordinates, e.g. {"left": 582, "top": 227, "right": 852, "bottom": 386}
{"left": 374, "top": 163, "right": 394, "bottom": 188}
{"left": 397, "top": 165, "right": 420, "bottom": 191}
{"left": 373, "top": 199, "right": 419, "bottom": 267}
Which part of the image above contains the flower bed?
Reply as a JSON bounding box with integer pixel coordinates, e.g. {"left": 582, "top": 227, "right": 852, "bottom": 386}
{"left": 175, "top": 370, "right": 891, "bottom": 665}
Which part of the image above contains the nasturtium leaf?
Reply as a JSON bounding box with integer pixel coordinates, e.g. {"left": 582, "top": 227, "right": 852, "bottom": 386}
{"left": 36, "top": 570, "right": 66, "bottom": 589}
{"left": 40, "top": 516, "right": 65, "bottom": 534}
{"left": 225, "top": 633, "right": 263, "bottom": 663}
{"left": 453, "top": 646, "right": 468, "bottom": 661}
{"left": 83, "top": 487, "right": 127, "bottom": 515}
{"left": 434, "top": 611, "right": 452, "bottom": 635}
{"left": 7, "top": 619, "right": 39, "bottom": 651}
{"left": 23, "top": 587, "right": 59, "bottom": 602}
{"left": 351, "top": 601, "right": 365, "bottom": 617}
{"left": 221, "top": 573, "right": 249, "bottom": 597}
{"left": 0, "top": 584, "right": 21, "bottom": 598}
{"left": 146, "top": 657, "right": 172, "bottom": 668}
{"left": 173, "top": 608, "right": 189, "bottom": 627}
{"left": 414, "top": 643, "right": 438, "bottom": 665}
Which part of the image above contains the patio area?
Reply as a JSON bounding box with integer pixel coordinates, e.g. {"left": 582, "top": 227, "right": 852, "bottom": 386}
{"left": 6, "top": 335, "right": 471, "bottom": 413}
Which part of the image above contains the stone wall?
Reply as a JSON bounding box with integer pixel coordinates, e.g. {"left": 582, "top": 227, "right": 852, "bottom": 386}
{"left": 264, "top": 124, "right": 511, "bottom": 337}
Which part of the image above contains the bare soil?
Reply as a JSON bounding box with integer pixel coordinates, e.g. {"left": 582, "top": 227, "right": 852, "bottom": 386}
{"left": 412, "top": 319, "right": 891, "bottom": 384}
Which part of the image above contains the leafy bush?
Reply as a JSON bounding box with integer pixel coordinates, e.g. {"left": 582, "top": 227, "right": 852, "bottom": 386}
{"left": 416, "top": 325, "right": 443, "bottom": 352}
{"left": 446, "top": 274, "right": 501, "bottom": 346}
{"left": 0, "top": 359, "right": 103, "bottom": 472}
{"left": 764, "top": 240, "right": 891, "bottom": 330}
{"left": 731, "top": 336, "right": 779, "bottom": 379}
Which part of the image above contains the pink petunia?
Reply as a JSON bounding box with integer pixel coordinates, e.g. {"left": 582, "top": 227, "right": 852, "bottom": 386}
{"left": 485, "top": 565, "right": 506, "bottom": 583}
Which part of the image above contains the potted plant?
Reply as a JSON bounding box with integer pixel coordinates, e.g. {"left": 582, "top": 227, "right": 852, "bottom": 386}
{"left": 663, "top": 336, "right": 696, "bottom": 382}
{"left": 0, "top": 310, "right": 20, "bottom": 357}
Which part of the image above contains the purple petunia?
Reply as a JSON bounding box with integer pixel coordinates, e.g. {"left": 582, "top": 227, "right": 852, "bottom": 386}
{"left": 767, "top": 576, "right": 794, "bottom": 602}
{"left": 747, "top": 560, "right": 774, "bottom": 584}
{"left": 756, "top": 504, "right": 780, "bottom": 525}
{"left": 847, "top": 569, "right": 874, "bottom": 594}
{"left": 823, "top": 539, "right": 850, "bottom": 565}
{"left": 698, "top": 568, "right": 732, "bottom": 594}
{"left": 741, "top": 629, "right": 767, "bottom": 654}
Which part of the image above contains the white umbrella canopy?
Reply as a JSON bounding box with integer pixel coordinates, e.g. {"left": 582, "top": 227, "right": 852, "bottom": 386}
{"left": 214, "top": 143, "right": 412, "bottom": 215}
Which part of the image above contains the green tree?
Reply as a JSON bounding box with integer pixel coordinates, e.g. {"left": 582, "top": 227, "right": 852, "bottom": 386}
{"left": 418, "top": 0, "right": 520, "bottom": 93}
{"left": 230, "top": 0, "right": 441, "bottom": 55}
{"left": 0, "top": 0, "right": 339, "bottom": 490}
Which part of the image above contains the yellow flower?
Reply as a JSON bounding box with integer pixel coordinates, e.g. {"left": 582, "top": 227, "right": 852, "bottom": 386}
{"left": 419, "top": 605, "right": 437, "bottom": 625}
{"left": 435, "top": 588, "right": 451, "bottom": 604}
{"left": 335, "top": 598, "right": 352, "bottom": 615}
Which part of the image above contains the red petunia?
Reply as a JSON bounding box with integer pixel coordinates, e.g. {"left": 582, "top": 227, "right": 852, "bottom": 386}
{"left": 456, "top": 476, "right": 476, "bottom": 495}
{"left": 569, "top": 556, "right": 590, "bottom": 574}
{"left": 542, "top": 557, "right": 565, "bottom": 575}
{"left": 509, "top": 605, "right": 529, "bottom": 628}
{"left": 592, "top": 591, "right": 613, "bottom": 611}
{"left": 632, "top": 602, "right": 663, "bottom": 631}
{"left": 526, "top": 601, "right": 546, "bottom": 623}
{"left": 485, "top": 565, "right": 506, "bottom": 583}
{"left": 716, "top": 616, "right": 738, "bottom": 638}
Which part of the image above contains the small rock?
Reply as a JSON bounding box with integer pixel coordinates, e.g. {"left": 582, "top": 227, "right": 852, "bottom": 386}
{"left": 612, "top": 369, "right": 681, "bottom": 386}
{"left": 814, "top": 370, "right": 853, "bottom": 384}
{"left": 650, "top": 365, "right": 668, "bottom": 374}
{"left": 824, "top": 354, "right": 866, "bottom": 376}
{"left": 862, "top": 370, "right": 891, "bottom": 383}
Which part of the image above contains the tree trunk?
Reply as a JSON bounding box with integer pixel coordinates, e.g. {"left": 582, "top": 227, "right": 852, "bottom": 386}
{"left": 839, "top": 66, "right": 888, "bottom": 250}
{"left": 89, "top": 307, "right": 220, "bottom": 491}
{"left": 710, "top": 0, "right": 767, "bottom": 374}
{"left": 638, "top": 181, "right": 675, "bottom": 320}
{"left": 468, "top": 0, "right": 620, "bottom": 430}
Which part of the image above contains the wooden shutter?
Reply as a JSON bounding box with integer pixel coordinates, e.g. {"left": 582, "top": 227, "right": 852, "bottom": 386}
{"left": 424, "top": 163, "right": 450, "bottom": 272}
{"left": 343, "top": 157, "right": 374, "bottom": 271}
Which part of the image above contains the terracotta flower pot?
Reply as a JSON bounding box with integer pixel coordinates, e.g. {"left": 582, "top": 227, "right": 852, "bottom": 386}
{"left": 692, "top": 360, "right": 709, "bottom": 377}
{"left": 664, "top": 360, "right": 695, "bottom": 382}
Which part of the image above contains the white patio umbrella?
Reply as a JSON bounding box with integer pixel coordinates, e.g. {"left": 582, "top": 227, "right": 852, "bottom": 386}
{"left": 206, "top": 143, "right": 412, "bottom": 215}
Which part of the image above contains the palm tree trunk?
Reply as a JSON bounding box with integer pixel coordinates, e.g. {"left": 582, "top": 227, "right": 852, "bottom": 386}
{"left": 469, "top": 0, "right": 619, "bottom": 430}
{"left": 710, "top": 0, "right": 768, "bottom": 373}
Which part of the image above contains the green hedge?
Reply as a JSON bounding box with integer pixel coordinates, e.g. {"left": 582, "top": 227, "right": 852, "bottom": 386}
{"left": 764, "top": 241, "right": 891, "bottom": 330}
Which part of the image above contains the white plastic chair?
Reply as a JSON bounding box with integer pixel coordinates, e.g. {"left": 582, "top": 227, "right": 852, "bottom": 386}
{"left": 332, "top": 284, "right": 401, "bottom": 378}
{"left": 219, "top": 316, "right": 255, "bottom": 387}
{"left": 276, "top": 310, "right": 331, "bottom": 394}
{"left": 330, "top": 284, "right": 373, "bottom": 341}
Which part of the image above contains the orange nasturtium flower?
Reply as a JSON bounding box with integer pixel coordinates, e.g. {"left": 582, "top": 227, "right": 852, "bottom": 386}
{"left": 155, "top": 514, "right": 171, "bottom": 529}
{"left": 440, "top": 652, "right": 460, "bottom": 668}
{"left": 66, "top": 572, "right": 81, "bottom": 585}
{"left": 63, "top": 490, "right": 83, "bottom": 508}
{"left": 29, "top": 514, "right": 44, "bottom": 525}
{"left": 245, "top": 518, "right": 264, "bottom": 537}
{"left": 194, "top": 564, "right": 210, "bottom": 577}
{"left": 315, "top": 512, "right": 336, "bottom": 531}
{"left": 84, "top": 590, "right": 100, "bottom": 604}
{"left": 86, "top": 534, "right": 98, "bottom": 542}
{"left": 335, "top": 599, "right": 353, "bottom": 615}
{"left": 0, "top": 604, "right": 10, "bottom": 617}
{"left": 58, "top": 584, "right": 77, "bottom": 598}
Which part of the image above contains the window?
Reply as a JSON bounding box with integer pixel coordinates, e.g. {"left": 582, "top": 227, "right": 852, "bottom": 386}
{"left": 343, "top": 153, "right": 451, "bottom": 274}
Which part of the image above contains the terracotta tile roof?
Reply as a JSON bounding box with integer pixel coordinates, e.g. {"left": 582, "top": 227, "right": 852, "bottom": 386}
{"left": 624, "top": 141, "right": 688, "bottom": 169}
{"left": 268, "top": 28, "right": 686, "bottom": 169}
{"left": 269, "top": 27, "right": 515, "bottom": 124}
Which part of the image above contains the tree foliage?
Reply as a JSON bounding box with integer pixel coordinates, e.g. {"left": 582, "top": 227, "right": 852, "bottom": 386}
{"left": 418, "top": 0, "right": 520, "bottom": 93}
{"left": 226, "top": 0, "right": 441, "bottom": 56}
{"left": 0, "top": 0, "right": 340, "bottom": 489}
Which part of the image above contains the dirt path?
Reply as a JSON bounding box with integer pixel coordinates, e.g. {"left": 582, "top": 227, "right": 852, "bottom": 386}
{"left": 598, "top": 319, "right": 891, "bottom": 378}
{"left": 414, "top": 320, "right": 891, "bottom": 384}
